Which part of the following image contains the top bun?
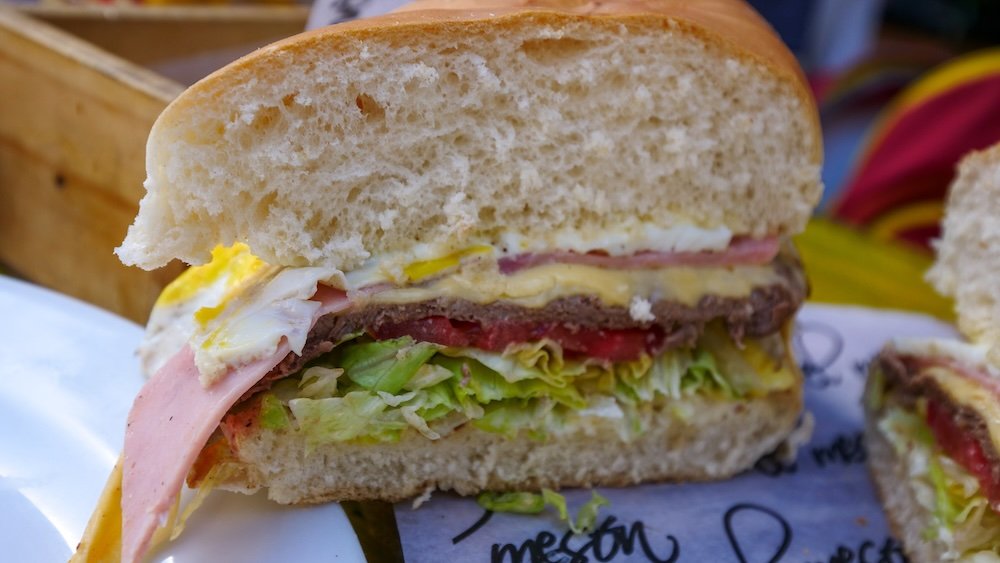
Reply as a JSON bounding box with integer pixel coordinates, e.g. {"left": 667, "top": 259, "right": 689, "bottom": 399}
{"left": 928, "top": 143, "right": 1000, "bottom": 361}
{"left": 117, "top": 0, "right": 822, "bottom": 271}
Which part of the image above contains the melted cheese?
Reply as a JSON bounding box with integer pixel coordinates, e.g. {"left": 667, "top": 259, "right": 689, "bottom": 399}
{"left": 368, "top": 261, "right": 785, "bottom": 308}
{"left": 145, "top": 242, "right": 786, "bottom": 382}
{"left": 915, "top": 365, "right": 1000, "bottom": 462}
{"left": 343, "top": 224, "right": 734, "bottom": 288}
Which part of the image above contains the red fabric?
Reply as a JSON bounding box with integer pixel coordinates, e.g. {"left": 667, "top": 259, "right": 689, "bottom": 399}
{"left": 834, "top": 75, "right": 1000, "bottom": 238}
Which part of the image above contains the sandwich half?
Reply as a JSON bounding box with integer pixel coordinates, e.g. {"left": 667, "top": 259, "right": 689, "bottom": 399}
{"left": 865, "top": 144, "right": 1000, "bottom": 562}
{"left": 74, "top": 0, "right": 822, "bottom": 561}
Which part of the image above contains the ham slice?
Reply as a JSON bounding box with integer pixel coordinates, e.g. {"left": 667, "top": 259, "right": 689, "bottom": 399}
{"left": 120, "top": 287, "right": 351, "bottom": 563}
{"left": 908, "top": 355, "right": 1000, "bottom": 399}
{"left": 497, "top": 236, "right": 780, "bottom": 275}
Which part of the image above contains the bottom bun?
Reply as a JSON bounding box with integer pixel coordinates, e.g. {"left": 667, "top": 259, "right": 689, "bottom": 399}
{"left": 865, "top": 413, "right": 948, "bottom": 563}
{"left": 206, "top": 388, "right": 801, "bottom": 504}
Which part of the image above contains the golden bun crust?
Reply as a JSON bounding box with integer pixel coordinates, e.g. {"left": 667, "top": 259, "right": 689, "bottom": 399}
{"left": 120, "top": 0, "right": 822, "bottom": 270}
{"left": 400, "top": 0, "right": 819, "bottom": 148}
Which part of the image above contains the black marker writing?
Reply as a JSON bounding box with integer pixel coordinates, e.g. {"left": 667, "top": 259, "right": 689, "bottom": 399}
{"left": 853, "top": 356, "right": 873, "bottom": 380}
{"left": 324, "top": 0, "right": 371, "bottom": 24}
{"left": 806, "top": 536, "right": 908, "bottom": 563}
{"left": 457, "top": 500, "right": 894, "bottom": 563}
{"left": 723, "top": 503, "right": 792, "bottom": 563}
{"left": 453, "top": 510, "right": 493, "bottom": 545}
{"left": 490, "top": 530, "right": 556, "bottom": 563}
{"left": 489, "top": 515, "right": 679, "bottom": 563}
{"left": 811, "top": 432, "right": 866, "bottom": 468}
{"left": 795, "top": 321, "right": 844, "bottom": 389}
{"left": 754, "top": 450, "right": 798, "bottom": 477}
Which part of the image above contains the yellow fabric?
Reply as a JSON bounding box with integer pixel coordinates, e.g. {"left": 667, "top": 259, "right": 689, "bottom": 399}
{"left": 795, "top": 218, "right": 953, "bottom": 321}
{"left": 867, "top": 200, "right": 944, "bottom": 243}
{"left": 856, "top": 49, "right": 1000, "bottom": 167}
{"left": 894, "top": 48, "right": 1000, "bottom": 116}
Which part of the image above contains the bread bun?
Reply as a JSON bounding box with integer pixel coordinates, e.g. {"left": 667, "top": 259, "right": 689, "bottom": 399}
{"left": 117, "top": 0, "right": 822, "bottom": 271}
{"left": 928, "top": 143, "right": 1000, "bottom": 363}
{"left": 865, "top": 413, "right": 948, "bottom": 563}
{"left": 208, "top": 387, "right": 801, "bottom": 503}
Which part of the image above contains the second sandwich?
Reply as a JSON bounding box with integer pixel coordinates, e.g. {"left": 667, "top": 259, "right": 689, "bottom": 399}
{"left": 866, "top": 144, "right": 1000, "bottom": 562}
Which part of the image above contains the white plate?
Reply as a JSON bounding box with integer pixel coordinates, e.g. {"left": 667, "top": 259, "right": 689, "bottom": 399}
{"left": 0, "top": 276, "right": 365, "bottom": 562}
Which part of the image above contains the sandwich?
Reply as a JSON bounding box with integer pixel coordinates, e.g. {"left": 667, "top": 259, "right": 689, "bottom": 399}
{"left": 865, "top": 143, "right": 1000, "bottom": 561}
{"left": 73, "top": 0, "right": 822, "bottom": 561}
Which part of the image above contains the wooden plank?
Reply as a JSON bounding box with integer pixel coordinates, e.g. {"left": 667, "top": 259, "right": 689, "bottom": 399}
{"left": 341, "top": 501, "right": 405, "bottom": 563}
{"left": 0, "top": 6, "right": 185, "bottom": 323}
{"left": 21, "top": 5, "right": 308, "bottom": 70}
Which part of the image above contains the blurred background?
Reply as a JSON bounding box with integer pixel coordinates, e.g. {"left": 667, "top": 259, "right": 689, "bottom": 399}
{"left": 752, "top": 0, "right": 1000, "bottom": 321}
{"left": 0, "top": 0, "right": 998, "bottom": 323}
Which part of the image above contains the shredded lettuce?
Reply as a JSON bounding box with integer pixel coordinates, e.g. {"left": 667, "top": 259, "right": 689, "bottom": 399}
{"left": 258, "top": 393, "right": 291, "bottom": 430}
{"left": 418, "top": 379, "right": 480, "bottom": 420}
{"left": 572, "top": 491, "right": 611, "bottom": 534}
{"left": 499, "top": 340, "right": 590, "bottom": 381}
{"left": 298, "top": 366, "right": 343, "bottom": 399}
{"left": 477, "top": 489, "right": 610, "bottom": 534}
{"left": 476, "top": 491, "right": 547, "bottom": 514}
{"left": 879, "top": 407, "right": 1000, "bottom": 559}
{"left": 434, "top": 355, "right": 586, "bottom": 409}
{"left": 288, "top": 391, "right": 410, "bottom": 447}
{"left": 260, "top": 329, "right": 795, "bottom": 446}
{"left": 930, "top": 455, "right": 960, "bottom": 525}
{"left": 687, "top": 348, "right": 736, "bottom": 397}
{"left": 473, "top": 399, "right": 560, "bottom": 439}
{"left": 329, "top": 336, "right": 439, "bottom": 393}
{"left": 447, "top": 346, "right": 570, "bottom": 387}
{"left": 865, "top": 365, "right": 886, "bottom": 412}
{"left": 698, "top": 325, "right": 794, "bottom": 396}
{"left": 404, "top": 363, "right": 454, "bottom": 390}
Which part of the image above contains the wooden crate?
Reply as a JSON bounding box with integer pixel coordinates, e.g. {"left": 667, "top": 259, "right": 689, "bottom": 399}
{"left": 22, "top": 5, "right": 310, "bottom": 85}
{"left": 0, "top": 9, "right": 404, "bottom": 562}
{"left": 0, "top": 5, "right": 308, "bottom": 323}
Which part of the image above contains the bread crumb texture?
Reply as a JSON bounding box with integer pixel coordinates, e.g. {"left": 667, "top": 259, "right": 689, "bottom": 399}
{"left": 928, "top": 143, "right": 1000, "bottom": 363}
{"left": 865, "top": 414, "right": 948, "bottom": 562}
{"left": 212, "top": 389, "right": 800, "bottom": 503}
{"left": 119, "top": 10, "right": 821, "bottom": 270}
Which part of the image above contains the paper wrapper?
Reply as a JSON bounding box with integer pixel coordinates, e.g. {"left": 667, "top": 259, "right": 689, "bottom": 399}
{"left": 393, "top": 304, "right": 957, "bottom": 562}
{"left": 307, "top": 0, "right": 407, "bottom": 30}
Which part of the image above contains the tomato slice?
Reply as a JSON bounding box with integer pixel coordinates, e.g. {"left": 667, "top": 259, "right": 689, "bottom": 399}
{"left": 370, "top": 316, "right": 665, "bottom": 361}
{"left": 926, "top": 399, "right": 1000, "bottom": 507}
